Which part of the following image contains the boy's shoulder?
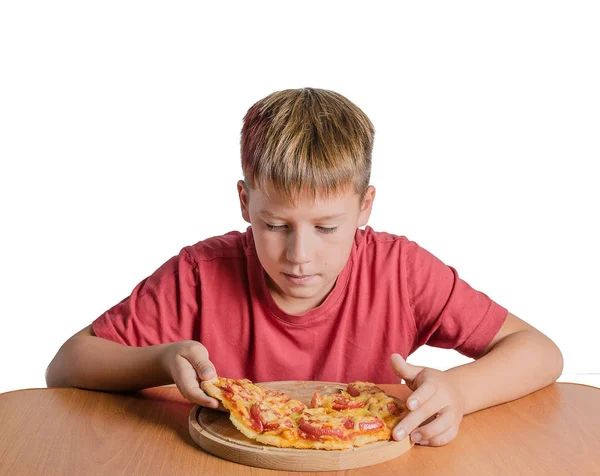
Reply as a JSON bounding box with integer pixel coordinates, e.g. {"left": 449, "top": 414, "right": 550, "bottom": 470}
{"left": 354, "top": 226, "right": 410, "bottom": 248}
{"left": 353, "top": 227, "right": 427, "bottom": 269}
{"left": 183, "top": 228, "right": 254, "bottom": 264}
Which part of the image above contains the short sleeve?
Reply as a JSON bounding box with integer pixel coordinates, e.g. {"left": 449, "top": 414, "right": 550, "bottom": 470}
{"left": 92, "top": 247, "right": 200, "bottom": 346}
{"left": 405, "top": 241, "right": 508, "bottom": 359}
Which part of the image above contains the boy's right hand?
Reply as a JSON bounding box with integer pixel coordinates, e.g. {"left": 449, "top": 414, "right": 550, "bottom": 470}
{"left": 162, "top": 340, "right": 221, "bottom": 408}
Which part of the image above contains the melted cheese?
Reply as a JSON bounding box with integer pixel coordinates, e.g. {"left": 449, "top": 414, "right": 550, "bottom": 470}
{"left": 211, "top": 377, "right": 407, "bottom": 449}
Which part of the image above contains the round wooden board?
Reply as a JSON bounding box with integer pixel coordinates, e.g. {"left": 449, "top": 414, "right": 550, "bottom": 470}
{"left": 188, "top": 380, "right": 413, "bottom": 472}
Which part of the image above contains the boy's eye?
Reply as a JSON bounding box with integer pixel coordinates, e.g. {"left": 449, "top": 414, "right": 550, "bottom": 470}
{"left": 317, "top": 226, "right": 338, "bottom": 234}
{"left": 265, "top": 224, "right": 287, "bottom": 231}
{"left": 265, "top": 223, "right": 338, "bottom": 234}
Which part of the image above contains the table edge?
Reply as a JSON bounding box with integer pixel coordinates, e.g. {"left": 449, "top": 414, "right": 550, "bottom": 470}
{"left": 1, "top": 381, "right": 598, "bottom": 397}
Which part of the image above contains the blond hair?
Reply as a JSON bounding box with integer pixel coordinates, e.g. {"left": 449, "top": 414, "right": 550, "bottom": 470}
{"left": 240, "top": 88, "right": 374, "bottom": 205}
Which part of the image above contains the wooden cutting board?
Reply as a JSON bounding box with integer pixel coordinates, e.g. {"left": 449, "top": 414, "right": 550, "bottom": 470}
{"left": 188, "top": 380, "right": 413, "bottom": 472}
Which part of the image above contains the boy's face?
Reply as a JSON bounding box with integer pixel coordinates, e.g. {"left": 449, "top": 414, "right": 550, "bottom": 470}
{"left": 238, "top": 180, "right": 376, "bottom": 314}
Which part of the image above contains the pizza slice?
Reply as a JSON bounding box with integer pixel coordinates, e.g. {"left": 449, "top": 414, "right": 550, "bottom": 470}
{"left": 201, "top": 377, "right": 409, "bottom": 450}
{"left": 312, "top": 381, "right": 407, "bottom": 433}
{"left": 201, "top": 377, "right": 305, "bottom": 440}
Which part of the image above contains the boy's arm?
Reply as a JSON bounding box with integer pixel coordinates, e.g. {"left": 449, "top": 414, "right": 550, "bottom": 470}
{"left": 45, "top": 325, "right": 220, "bottom": 407}
{"left": 445, "top": 312, "right": 563, "bottom": 414}
{"left": 390, "top": 312, "right": 563, "bottom": 446}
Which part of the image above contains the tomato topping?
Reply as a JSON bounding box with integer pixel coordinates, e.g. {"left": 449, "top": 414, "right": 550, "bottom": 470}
{"left": 291, "top": 402, "right": 306, "bottom": 413}
{"left": 387, "top": 401, "right": 401, "bottom": 416}
{"left": 311, "top": 392, "right": 323, "bottom": 408}
{"left": 347, "top": 384, "right": 361, "bottom": 397}
{"left": 332, "top": 396, "right": 365, "bottom": 410}
{"left": 343, "top": 417, "right": 354, "bottom": 430}
{"left": 263, "top": 422, "right": 280, "bottom": 432}
{"left": 358, "top": 418, "right": 385, "bottom": 431}
{"left": 263, "top": 418, "right": 293, "bottom": 432}
{"left": 249, "top": 403, "right": 264, "bottom": 432}
{"left": 223, "top": 383, "right": 257, "bottom": 401}
{"left": 299, "top": 418, "right": 344, "bottom": 438}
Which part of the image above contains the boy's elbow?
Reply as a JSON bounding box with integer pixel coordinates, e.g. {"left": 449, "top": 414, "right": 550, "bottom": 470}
{"left": 547, "top": 338, "right": 564, "bottom": 384}
{"left": 45, "top": 357, "right": 69, "bottom": 388}
{"left": 46, "top": 325, "right": 95, "bottom": 388}
{"left": 45, "top": 366, "right": 59, "bottom": 388}
{"left": 45, "top": 340, "right": 77, "bottom": 388}
{"left": 554, "top": 343, "right": 564, "bottom": 382}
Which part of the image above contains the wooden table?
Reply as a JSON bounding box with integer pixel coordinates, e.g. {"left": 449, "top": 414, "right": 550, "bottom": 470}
{"left": 1, "top": 383, "right": 599, "bottom": 475}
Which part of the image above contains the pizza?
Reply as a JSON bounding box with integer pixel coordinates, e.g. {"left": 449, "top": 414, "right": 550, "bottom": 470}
{"left": 200, "top": 377, "right": 409, "bottom": 450}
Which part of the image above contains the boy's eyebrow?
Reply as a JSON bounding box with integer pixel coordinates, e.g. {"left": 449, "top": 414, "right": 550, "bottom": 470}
{"left": 259, "top": 209, "right": 346, "bottom": 221}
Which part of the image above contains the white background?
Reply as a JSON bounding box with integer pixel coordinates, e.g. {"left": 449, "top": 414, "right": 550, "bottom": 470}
{"left": 1, "top": 1, "right": 598, "bottom": 394}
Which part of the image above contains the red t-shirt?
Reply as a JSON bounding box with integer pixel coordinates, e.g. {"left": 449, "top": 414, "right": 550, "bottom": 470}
{"left": 92, "top": 226, "right": 508, "bottom": 383}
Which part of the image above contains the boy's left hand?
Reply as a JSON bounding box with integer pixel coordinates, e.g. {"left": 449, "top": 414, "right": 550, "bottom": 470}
{"left": 390, "top": 353, "right": 465, "bottom": 447}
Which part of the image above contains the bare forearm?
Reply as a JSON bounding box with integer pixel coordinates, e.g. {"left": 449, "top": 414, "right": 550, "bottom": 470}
{"left": 445, "top": 330, "right": 564, "bottom": 415}
{"left": 46, "top": 335, "right": 172, "bottom": 391}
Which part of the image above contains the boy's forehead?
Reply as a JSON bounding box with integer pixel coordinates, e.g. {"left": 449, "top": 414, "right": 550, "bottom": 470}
{"left": 251, "top": 183, "right": 358, "bottom": 217}
{"left": 258, "top": 208, "right": 348, "bottom": 221}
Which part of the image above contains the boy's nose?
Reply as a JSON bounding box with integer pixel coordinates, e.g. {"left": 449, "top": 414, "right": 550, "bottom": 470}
{"left": 286, "top": 232, "right": 310, "bottom": 264}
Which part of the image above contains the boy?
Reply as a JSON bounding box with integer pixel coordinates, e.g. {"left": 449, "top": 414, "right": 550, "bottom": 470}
{"left": 46, "top": 88, "right": 563, "bottom": 447}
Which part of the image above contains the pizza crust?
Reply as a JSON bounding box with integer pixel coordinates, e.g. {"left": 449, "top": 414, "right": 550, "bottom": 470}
{"left": 255, "top": 430, "right": 389, "bottom": 450}
{"left": 200, "top": 378, "right": 225, "bottom": 403}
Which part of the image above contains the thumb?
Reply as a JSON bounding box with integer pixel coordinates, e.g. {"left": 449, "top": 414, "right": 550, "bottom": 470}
{"left": 193, "top": 356, "right": 217, "bottom": 380}
{"left": 390, "top": 353, "right": 424, "bottom": 386}
{"left": 182, "top": 342, "right": 217, "bottom": 380}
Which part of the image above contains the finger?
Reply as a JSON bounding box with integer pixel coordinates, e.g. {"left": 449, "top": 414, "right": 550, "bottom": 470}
{"left": 409, "top": 406, "right": 455, "bottom": 445}
{"left": 390, "top": 353, "right": 424, "bottom": 386}
{"left": 181, "top": 344, "right": 217, "bottom": 380}
{"left": 405, "top": 380, "right": 437, "bottom": 411}
{"left": 392, "top": 395, "right": 443, "bottom": 441}
{"left": 420, "top": 421, "right": 460, "bottom": 447}
{"left": 172, "top": 356, "right": 219, "bottom": 407}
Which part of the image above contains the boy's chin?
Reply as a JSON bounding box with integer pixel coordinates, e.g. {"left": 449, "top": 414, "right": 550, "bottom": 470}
{"left": 282, "top": 286, "right": 318, "bottom": 298}
{"left": 275, "top": 279, "right": 322, "bottom": 298}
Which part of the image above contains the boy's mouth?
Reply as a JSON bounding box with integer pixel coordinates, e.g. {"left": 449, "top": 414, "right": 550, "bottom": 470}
{"left": 283, "top": 273, "right": 317, "bottom": 284}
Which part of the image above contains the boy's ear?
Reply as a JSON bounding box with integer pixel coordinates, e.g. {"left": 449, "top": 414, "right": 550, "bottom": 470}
{"left": 237, "top": 180, "right": 251, "bottom": 224}
{"left": 357, "top": 185, "right": 376, "bottom": 227}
